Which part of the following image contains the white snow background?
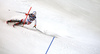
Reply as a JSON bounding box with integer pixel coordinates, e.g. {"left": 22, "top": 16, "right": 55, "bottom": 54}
{"left": 0, "top": 0, "right": 100, "bottom": 54}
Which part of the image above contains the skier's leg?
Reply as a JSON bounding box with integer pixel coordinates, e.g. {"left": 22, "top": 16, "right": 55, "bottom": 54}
{"left": 13, "top": 22, "right": 27, "bottom": 27}
{"left": 13, "top": 19, "right": 27, "bottom": 27}
{"left": 6, "top": 20, "right": 21, "bottom": 24}
{"left": 13, "top": 22, "right": 22, "bottom": 27}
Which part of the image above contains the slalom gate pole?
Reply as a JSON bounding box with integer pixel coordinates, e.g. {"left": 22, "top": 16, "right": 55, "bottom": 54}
{"left": 23, "top": 7, "right": 32, "bottom": 26}
{"left": 45, "top": 36, "right": 55, "bottom": 54}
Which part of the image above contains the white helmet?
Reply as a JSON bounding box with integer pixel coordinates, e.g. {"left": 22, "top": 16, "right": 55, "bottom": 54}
{"left": 33, "top": 11, "right": 36, "bottom": 16}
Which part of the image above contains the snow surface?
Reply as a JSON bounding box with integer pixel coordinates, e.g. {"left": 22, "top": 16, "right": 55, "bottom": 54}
{"left": 0, "top": 0, "right": 100, "bottom": 54}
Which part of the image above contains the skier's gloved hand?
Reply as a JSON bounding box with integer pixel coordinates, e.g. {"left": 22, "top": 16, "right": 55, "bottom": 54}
{"left": 25, "top": 13, "right": 28, "bottom": 15}
{"left": 33, "top": 24, "right": 36, "bottom": 28}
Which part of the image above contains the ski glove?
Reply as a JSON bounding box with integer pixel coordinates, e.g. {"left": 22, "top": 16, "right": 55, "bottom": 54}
{"left": 34, "top": 24, "right": 36, "bottom": 28}
{"left": 25, "top": 13, "right": 28, "bottom": 15}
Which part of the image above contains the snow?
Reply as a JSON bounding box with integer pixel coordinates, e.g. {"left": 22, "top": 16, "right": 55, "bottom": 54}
{"left": 0, "top": 0, "right": 100, "bottom": 54}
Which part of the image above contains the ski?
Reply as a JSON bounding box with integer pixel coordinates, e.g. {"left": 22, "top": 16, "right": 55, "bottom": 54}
{"left": 20, "top": 26, "right": 57, "bottom": 38}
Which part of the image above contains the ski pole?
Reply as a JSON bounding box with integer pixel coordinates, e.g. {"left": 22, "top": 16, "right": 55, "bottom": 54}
{"left": 8, "top": 9, "right": 26, "bottom": 14}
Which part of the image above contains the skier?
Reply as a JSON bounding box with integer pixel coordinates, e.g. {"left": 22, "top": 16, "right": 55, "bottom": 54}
{"left": 6, "top": 11, "right": 37, "bottom": 28}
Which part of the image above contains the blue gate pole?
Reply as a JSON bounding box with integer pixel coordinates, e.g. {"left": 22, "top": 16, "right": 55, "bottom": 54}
{"left": 45, "top": 36, "right": 55, "bottom": 54}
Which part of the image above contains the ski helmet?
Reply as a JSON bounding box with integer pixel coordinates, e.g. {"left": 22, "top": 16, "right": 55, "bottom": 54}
{"left": 33, "top": 11, "right": 36, "bottom": 16}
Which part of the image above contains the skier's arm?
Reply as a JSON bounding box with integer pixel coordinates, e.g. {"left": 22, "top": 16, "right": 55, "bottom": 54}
{"left": 25, "top": 13, "right": 32, "bottom": 15}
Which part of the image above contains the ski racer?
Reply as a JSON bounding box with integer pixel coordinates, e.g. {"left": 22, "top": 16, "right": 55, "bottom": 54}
{"left": 6, "top": 11, "right": 37, "bottom": 28}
